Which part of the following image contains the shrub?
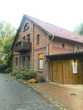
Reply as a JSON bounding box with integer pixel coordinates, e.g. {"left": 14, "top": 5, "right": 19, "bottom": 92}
{"left": 16, "top": 73, "right": 23, "bottom": 79}
{"left": 22, "top": 69, "right": 37, "bottom": 80}
{"left": 0, "top": 64, "right": 8, "bottom": 73}
{"left": 11, "top": 67, "right": 37, "bottom": 80}
{"left": 11, "top": 68, "right": 20, "bottom": 76}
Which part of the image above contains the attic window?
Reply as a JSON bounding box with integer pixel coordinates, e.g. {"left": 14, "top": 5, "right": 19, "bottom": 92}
{"left": 36, "top": 34, "right": 40, "bottom": 45}
{"left": 23, "top": 23, "right": 30, "bottom": 32}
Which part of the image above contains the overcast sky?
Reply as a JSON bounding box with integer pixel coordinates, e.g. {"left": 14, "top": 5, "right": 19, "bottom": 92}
{"left": 0, "top": 0, "right": 83, "bottom": 31}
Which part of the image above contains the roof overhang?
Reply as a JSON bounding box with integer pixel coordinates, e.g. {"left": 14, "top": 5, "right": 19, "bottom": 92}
{"left": 46, "top": 52, "right": 83, "bottom": 60}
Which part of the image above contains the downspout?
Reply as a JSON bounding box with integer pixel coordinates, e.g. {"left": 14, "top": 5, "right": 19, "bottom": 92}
{"left": 32, "top": 23, "right": 35, "bottom": 69}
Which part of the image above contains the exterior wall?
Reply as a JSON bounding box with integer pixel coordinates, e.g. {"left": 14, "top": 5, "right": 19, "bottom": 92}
{"left": 12, "top": 16, "right": 83, "bottom": 83}
{"left": 33, "top": 25, "right": 49, "bottom": 69}
{"left": 32, "top": 24, "right": 49, "bottom": 80}
{"left": 49, "top": 39, "right": 83, "bottom": 55}
{"left": 13, "top": 18, "right": 34, "bottom": 69}
{"left": 13, "top": 18, "right": 50, "bottom": 80}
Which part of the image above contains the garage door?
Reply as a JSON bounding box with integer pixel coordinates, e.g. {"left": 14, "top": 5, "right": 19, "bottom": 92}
{"left": 49, "top": 60, "right": 73, "bottom": 84}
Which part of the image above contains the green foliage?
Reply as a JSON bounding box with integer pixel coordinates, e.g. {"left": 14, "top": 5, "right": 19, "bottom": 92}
{"left": 0, "top": 64, "right": 7, "bottom": 73}
{"left": 0, "top": 21, "right": 16, "bottom": 72}
{"left": 74, "top": 23, "right": 83, "bottom": 35}
{"left": 16, "top": 73, "right": 23, "bottom": 79}
{"left": 12, "top": 68, "right": 37, "bottom": 80}
{"left": 0, "top": 21, "right": 16, "bottom": 38}
{"left": 22, "top": 68, "right": 37, "bottom": 80}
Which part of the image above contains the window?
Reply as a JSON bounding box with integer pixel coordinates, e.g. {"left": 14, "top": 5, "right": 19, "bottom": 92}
{"left": 23, "top": 23, "right": 30, "bottom": 32}
{"left": 15, "top": 57, "right": 18, "bottom": 66}
{"left": 22, "top": 56, "right": 26, "bottom": 67}
{"left": 36, "top": 34, "right": 40, "bottom": 44}
{"left": 39, "top": 59, "right": 44, "bottom": 69}
{"left": 38, "top": 53, "right": 44, "bottom": 69}
{"left": 27, "top": 34, "right": 30, "bottom": 42}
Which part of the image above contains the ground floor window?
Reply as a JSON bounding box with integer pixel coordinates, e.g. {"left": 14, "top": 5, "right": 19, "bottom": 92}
{"left": 39, "top": 59, "right": 44, "bottom": 69}
{"left": 38, "top": 53, "right": 44, "bottom": 69}
{"left": 22, "top": 56, "right": 26, "bottom": 67}
{"left": 15, "top": 57, "right": 18, "bottom": 66}
{"left": 20, "top": 55, "right": 30, "bottom": 67}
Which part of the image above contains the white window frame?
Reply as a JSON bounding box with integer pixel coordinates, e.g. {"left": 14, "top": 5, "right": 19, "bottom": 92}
{"left": 39, "top": 59, "right": 44, "bottom": 69}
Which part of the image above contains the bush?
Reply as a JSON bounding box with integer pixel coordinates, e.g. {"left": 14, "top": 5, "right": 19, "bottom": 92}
{"left": 22, "top": 69, "right": 37, "bottom": 80}
{"left": 0, "top": 64, "right": 8, "bottom": 73}
{"left": 11, "top": 68, "right": 20, "bottom": 76}
{"left": 16, "top": 73, "right": 23, "bottom": 79}
{"left": 11, "top": 67, "right": 37, "bottom": 80}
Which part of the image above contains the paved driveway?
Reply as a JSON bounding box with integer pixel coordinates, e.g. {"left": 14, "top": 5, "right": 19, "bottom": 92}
{"left": 0, "top": 74, "right": 58, "bottom": 110}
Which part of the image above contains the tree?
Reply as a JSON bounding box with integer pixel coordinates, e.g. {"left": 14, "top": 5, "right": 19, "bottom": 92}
{"left": 74, "top": 23, "right": 83, "bottom": 35}
{"left": 0, "top": 21, "right": 16, "bottom": 68}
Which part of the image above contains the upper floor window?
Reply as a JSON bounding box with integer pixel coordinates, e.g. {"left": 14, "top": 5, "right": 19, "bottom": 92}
{"left": 27, "top": 34, "right": 30, "bottom": 42}
{"left": 36, "top": 34, "right": 40, "bottom": 45}
{"left": 23, "top": 23, "right": 30, "bottom": 32}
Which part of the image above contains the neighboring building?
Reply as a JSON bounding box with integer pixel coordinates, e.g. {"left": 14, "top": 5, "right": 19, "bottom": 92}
{"left": 12, "top": 15, "right": 83, "bottom": 84}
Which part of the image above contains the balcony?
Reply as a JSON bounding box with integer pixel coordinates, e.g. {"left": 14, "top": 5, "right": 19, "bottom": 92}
{"left": 14, "top": 41, "right": 31, "bottom": 53}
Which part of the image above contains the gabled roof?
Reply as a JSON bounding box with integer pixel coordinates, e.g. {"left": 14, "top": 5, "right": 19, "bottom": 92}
{"left": 24, "top": 15, "right": 83, "bottom": 44}
{"left": 12, "top": 15, "right": 83, "bottom": 50}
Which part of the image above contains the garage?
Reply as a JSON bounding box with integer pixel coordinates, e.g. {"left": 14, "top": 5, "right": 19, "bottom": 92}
{"left": 47, "top": 53, "right": 83, "bottom": 84}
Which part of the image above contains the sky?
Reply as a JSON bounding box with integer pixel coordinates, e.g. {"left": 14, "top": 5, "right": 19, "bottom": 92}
{"left": 0, "top": 0, "right": 83, "bottom": 31}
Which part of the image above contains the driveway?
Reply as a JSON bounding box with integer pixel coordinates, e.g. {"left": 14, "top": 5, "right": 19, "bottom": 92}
{"left": 0, "top": 74, "right": 58, "bottom": 110}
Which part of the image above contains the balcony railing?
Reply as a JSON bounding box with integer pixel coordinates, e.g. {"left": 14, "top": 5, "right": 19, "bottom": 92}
{"left": 14, "top": 41, "right": 31, "bottom": 52}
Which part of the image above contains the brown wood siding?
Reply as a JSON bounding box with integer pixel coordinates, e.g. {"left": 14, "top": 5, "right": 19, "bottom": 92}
{"left": 49, "top": 60, "right": 83, "bottom": 84}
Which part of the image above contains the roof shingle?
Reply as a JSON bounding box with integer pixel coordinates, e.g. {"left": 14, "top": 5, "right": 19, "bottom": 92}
{"left": 25, "top": 15, "right": 83, "bottom": 44}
